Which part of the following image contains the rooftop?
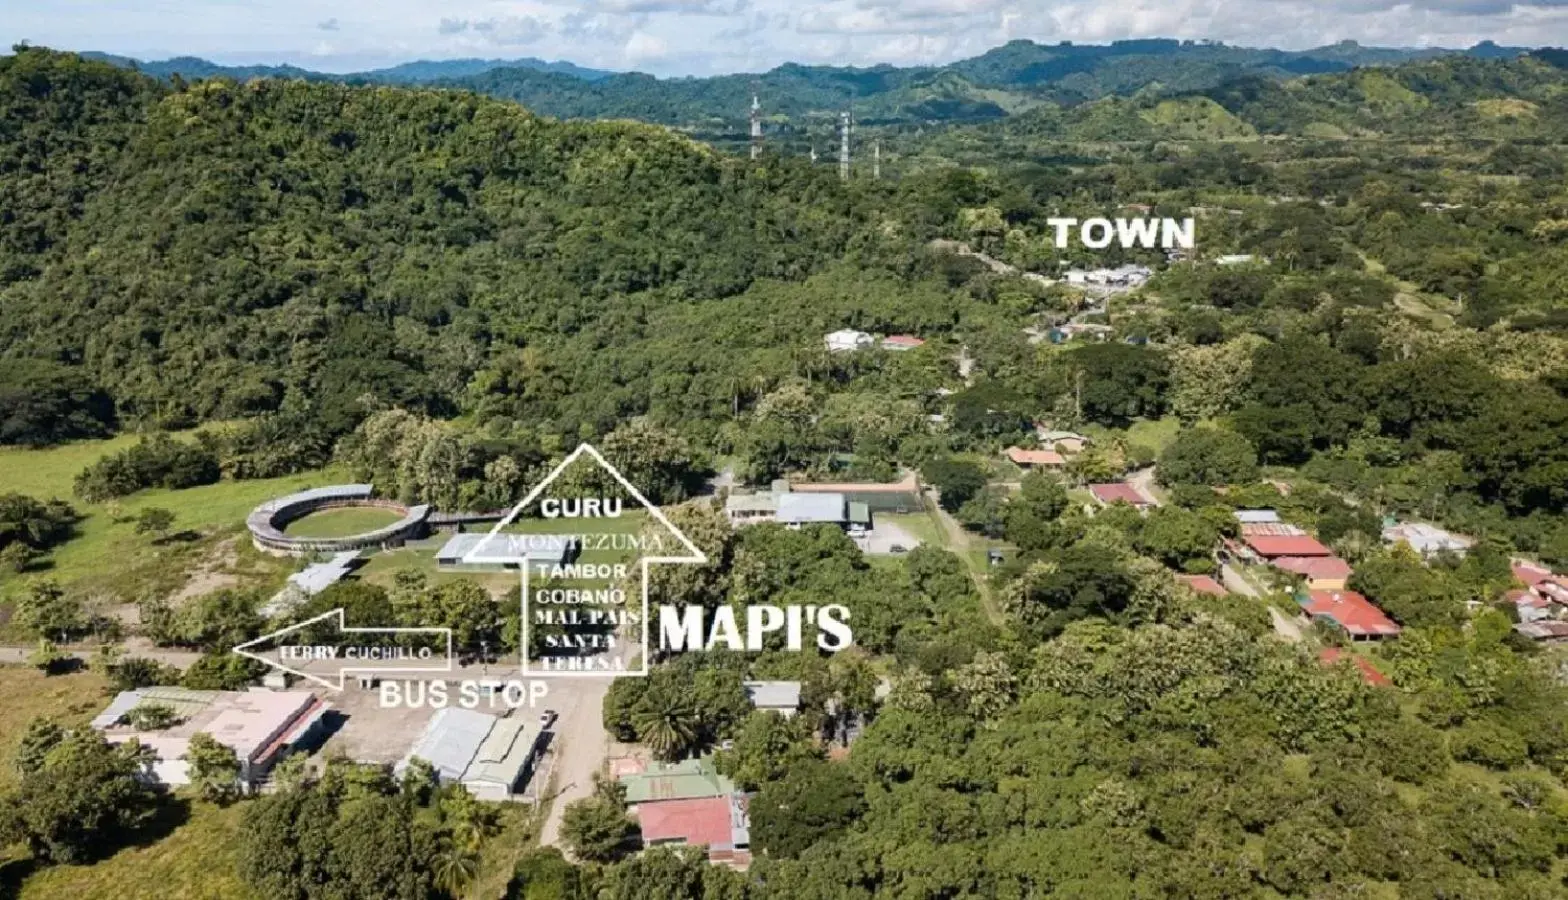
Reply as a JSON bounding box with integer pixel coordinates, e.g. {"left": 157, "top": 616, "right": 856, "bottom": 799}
{"left": 881, "top": 335, "right": 925, "bottom": 349}
{"left": 96, "top": 687, "right": 323, "bottom": 766}
{"left": 1089, "top": 483, "right": 1148, "bottom": 506}
{"left": 1515, "top": 621, "right": 1568, "bottom": 640}
{"left": 775, "top": 492, "right": 847, "bottom": 524}
{"left": 1299, "top": 590, "right": 1401, "bottom": 638}
{"left": 397, "top": 707, "right": 495, "bottom": 783}
{"left": 744, "top": 680, "right": 802, "bottom": 710}
{"left": 436, "top": 531, "right": 576, "bottom": 564}
{"left": 1176, "top": 574, "right": 1228, "bottom": 597}
{"left": 287, "top": 551, "right": 362, "bottom": 595}
{"left": 724, "top": 493, "right": 778, "bottom": 514}
{"left": 1006, "top": 447, "right": 1066, "bottom": 467}
{"left": 789, "top": 473, "right": 921, "bottom": 494}
{"left": 636, "top": 796, "right": 740, "bottom": 849}
{"left": 1234, "top": 509, "right": 1281, "bottom": 524}
{"left": 1382, "top": 522, "right": 1473, "bottom": 555}
{"left": 461, "top": 716, "right": 540, "bottom": 788}
{"left": 1245, "top": 533, "right": 1333, "bottom": 558}
{"left": 1272, "top": 555, "right": 1354, "bottom": 580}
{"left": 620, "top": 758, "right": 734, "bottom": 804}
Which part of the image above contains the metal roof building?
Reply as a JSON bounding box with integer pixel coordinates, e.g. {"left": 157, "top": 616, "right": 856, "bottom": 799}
{"left": 460, "top": 717, "right": 543, "bottom": 801}
{"left": 744, "top": 680, "right": 802, "bottom": 715}
{"left": 397, "top": 707, "right": 496, "bottom": 784}
{"left": 775, "top": 492, "right": 847, "bottom": 526}
{"left": 435, "top": 532, "right": 578, "bottom": 568}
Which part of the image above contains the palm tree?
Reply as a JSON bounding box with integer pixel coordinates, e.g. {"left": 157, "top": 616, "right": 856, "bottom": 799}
{"left": 633, "top": 687, "right": 700, "bottom": 761}
{"left": 431, "top": 833, "right": 481, "bottom": 900}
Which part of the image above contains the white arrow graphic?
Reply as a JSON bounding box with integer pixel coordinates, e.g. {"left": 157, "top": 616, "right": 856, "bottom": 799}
{"left": 463, "top": 442, "right": 707, "bottom": 678}
{"left": 233, "top": 608, "right": 454, "bottom": 692}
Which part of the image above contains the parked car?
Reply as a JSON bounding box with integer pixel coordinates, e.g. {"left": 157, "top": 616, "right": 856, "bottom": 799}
{"left": 889, "top": 544, "right": 908, "bottom": 554}
{"left": 539, "top": 709, "right": 558, "bottom": 729}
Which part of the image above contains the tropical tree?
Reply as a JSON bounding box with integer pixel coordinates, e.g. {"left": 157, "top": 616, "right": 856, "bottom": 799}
{"left": 185, "top": 732, "right": 242, "bottom": 804}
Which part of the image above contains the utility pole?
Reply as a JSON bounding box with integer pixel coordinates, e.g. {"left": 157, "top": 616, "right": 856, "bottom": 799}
{"left": 749, "top": 89, "right": 762, "bottom": 161}
{"left": 873, "top": 139, "right": 881, "bottom": 180}
{"left": 839, "top": 110, "right": 851, "bottom": 181}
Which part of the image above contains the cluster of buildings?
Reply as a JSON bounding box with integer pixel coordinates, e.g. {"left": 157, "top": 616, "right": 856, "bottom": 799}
{"left": 611, "top": 681, "right": 800, "bottom": 867}
{"left": 724, "top": 474, "right": 923, "bottom": 533}
{"left": 395, "top": 707, "right": 548, "bottom": 801}
{"left": 1221, "top": 510, "right": 1400, "bottom": 641}
{"left": 1508, "top": 561, "right": 1568, "bottom": 642}
{"left": 1062, "top": 264, "right": 1152, "bottom": 288}
{"left": 92, "top": 686, "right": 329, "bottom": 789}
{"left": 824, "top": 330, "right": 926, "bottom": 354}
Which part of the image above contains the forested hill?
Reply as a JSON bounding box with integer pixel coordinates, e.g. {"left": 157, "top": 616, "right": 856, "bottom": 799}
{"left": 65, "top": 38, "right": 1530, "bottom": 132}
{"left": 0, "top": 47, "right": 873, "bottom": 441}
{"left": 909, "top": 51, "right": 1568, "bottom": 154}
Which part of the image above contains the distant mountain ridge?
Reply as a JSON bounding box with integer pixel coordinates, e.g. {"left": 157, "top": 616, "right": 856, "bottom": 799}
{"left": 77, "top": 51, "right": 613, "bottom": 84}
{"left": 69, "top": 38, "right": 1534, "bottom": 133}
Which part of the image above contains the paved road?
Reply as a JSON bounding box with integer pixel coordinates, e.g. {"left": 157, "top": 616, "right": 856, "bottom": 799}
{"left": 1219, "top": 563, "right": 1259, "bottom": 598}
{"left": 1126, "top": 467, "right": 1163, "bottom": 507}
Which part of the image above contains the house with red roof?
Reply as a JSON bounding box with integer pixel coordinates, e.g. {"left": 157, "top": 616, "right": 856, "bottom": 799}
{"left": 1319, "top": 648, "right": 1391, "bottom": 687}
{"left": 635, "top": 794, "right": 751, "bottom": 865}
{"left": 1272, "top": 555, "right": 1353, "bottom": 590}
{"left": 1507, "top": 560, "right": 1568, "bottom": 623}
{"left": 1298, "top": 590, "right": 1401, "bottom": 641}
{"left": 1005, "top": 447, "right": 1066, "bottom": 469}
{"left": 1089, "top": 482, "right": 1152, "bottom": 510}
{"left": 1177, "top": 574, "right": 1228, "bottom": 597}
{"left": 881, "top": 335, "right": 925, "bottom": 351}
{"left": 1245, "top": 533, "right": 1333, "bottom": 559}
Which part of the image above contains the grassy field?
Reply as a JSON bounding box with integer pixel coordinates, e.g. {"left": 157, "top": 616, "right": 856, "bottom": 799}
{"left": 0, "top": 433, "right": 349, "bottom": 604}
{"left": 0, "top": 666, "right": 110, "bottom": 789}
{"left": 282, "top": 506, "right": 403, "bottom": 538}
{"left": 11, "top": 801, "right": 254, "bottom": 900}
{"left": 1123, "top": 416, "right": 1182, "bottom": 454}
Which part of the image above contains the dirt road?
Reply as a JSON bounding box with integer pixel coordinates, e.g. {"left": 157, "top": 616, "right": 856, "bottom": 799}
{"left": 535, "top": 675, "right": 613, "bottom": 849}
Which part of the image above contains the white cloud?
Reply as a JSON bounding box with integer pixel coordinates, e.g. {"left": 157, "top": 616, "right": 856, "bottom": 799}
{"left": 6, "top": 0, "right": 1568, "bottom": 76}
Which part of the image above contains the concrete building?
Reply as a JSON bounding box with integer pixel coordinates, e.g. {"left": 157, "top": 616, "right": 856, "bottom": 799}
{"left": 1382, "top": 522, "right": 1473, "bottom": 559}
{"left": 395, "top": 707, "right": 545, "bottom": 801}
{"left": 825, "top": 329, "right": 874, "bottom": 353}
{"left": 93, "top": 687, "right": 328, "bottom": 789}
{"left": 743, "top": 680, "right": 802, "bottom": 717}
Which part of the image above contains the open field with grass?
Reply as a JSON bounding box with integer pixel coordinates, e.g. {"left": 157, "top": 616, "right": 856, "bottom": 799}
{"left": 0, "top": 434, "right": 350, "bottom": 604}
{"left": 282, "top": 506, "right": 403, "bottom": 538}
{"left": 0, "top": 666, "right": 110, "bottom": 789}
{"left": 9, "top": 801, "right": 254, "bottom": 900}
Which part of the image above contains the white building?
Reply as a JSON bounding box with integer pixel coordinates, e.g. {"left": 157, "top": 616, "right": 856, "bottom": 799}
{"left": 1215, "top": 254, "right": 1258, "bottom": 266}
{"left": 1383, "top": 522, "right": 1473, "bottom": 559}
{"left": 744, "top": 681, "right": 802, "bottom": 717}
{"left": 93, "top": 687, "right": 328, "bottom": 789}
{"left": 825, "top": 329, "right": 874, "bottom": 353}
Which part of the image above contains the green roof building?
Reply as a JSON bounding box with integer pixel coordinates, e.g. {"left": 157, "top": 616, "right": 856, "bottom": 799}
{"left": 619, "top": 757, "right": 735, "bottom": 805}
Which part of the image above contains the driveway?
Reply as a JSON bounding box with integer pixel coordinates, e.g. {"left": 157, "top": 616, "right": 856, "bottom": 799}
{"left": 856, "top": 520, "right": 922, "bottom": 556}
{"left": 535, "top": 674, "right": 613, "bottom": 850}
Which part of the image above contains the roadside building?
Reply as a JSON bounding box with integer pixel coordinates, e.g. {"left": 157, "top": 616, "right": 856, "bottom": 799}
{"left": 1089, "top": 482, "right": 1153, "bottom": 511}
{"left": 1298, "top": 590, "right": 1401, "bottom": 641}
{"left": 395, "top": 707, "right": 545, "bottom": 800}
{"left": 1234, "top": 509, "right": 1281, "bottom": 526}
{"left": 1272, "top": 555, "right": 1354, "bottom": 591}
{"left": 1005, "top": 447, "right": 1066, "bottom": 469}
{"left": 434, "top": 532, "right": 578, "bottom": 569}
{"left": 825, "top": 329, "right": 874, "bottom": 353}
{"left": 1244, "top": 533, "right": 1333, "bottom": 559}
{"left": 789, "top": 473, "right": 923, "bottom": 513}
{"left": 93, "top": 687, "right": 328, "bottom": 789}
{"left": 776, "top": 492, "right": 850, "bottom": 529}
{"left": 743, "top": 680, "right": 802, "bottom": 717}
{"left": 1382, "top": 522, "right": 1473, "bottom": 559}
{"left": 635, "top": 794, "right": 751, "bottom": 865}
{"left": 621, "top": 758, "right": 736, "bottom": 806}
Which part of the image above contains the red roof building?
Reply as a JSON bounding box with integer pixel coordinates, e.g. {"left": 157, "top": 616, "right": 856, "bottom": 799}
{"left": 637, "top": 796, "right": 742, "bottom": 850}
{"left": 1319, "top": 648, "right": 1391, "bottom": 687}
{"left": 1299, "top": 590, "right": 1401, "bottom": 640}
{"left": 881, "top": 335, "right": 926, "bottom": 351}
{"left": 1089, "top": 483, "right": 1151, "bottom": 508}
{"left": 1512, "top": 561, "right": 1554, "bottom": 587}
{"left": 1177, "top": 574, "right": 1228, "bottom": 597}
{"left": 1272, "top": 555, "right": 1353, "bottom": 589}
{"left": 1006, "top": 447, "right": 1066, "bottom": 468}
{"left": 1245, "top": 533, "right": 1333, "bottom": 559}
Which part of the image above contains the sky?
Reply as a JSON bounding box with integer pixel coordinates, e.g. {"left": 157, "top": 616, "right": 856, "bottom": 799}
{"left": 7, "top": 0, "right": 1568, "bottom": 77}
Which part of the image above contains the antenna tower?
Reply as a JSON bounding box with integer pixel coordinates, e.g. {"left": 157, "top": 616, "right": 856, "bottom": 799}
{"left": 749, "top": 87, "right": 762, "bottom": 161}
{"left": 839, "top": 110, "right": 852, "bottom": 181}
